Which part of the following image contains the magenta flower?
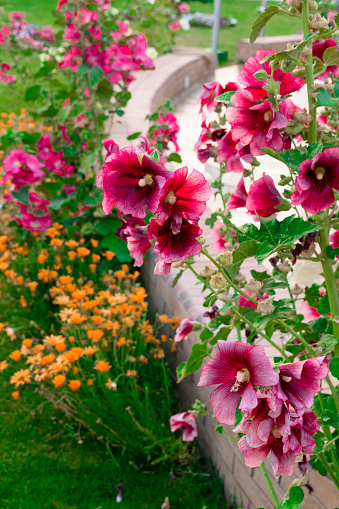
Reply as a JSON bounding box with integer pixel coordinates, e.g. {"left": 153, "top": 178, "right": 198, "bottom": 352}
{"left": 225, "top": 177, "right": 248, "bottom": 215}
{"left": 312, "top": 39, "right": 339, "bottom": 81}
{"left": 246, "top": 173, "right": 282, "bottom": 217}
{"left": 125, "top": 226, "right": 151, "bottom": 267}
{"left": 330, "top": 230, "right": 339, "bottom": 258}
{"left": 238, "top": 49, "right": 304, "bottom": 96}
{"left": 59, "top": 45, "right": 82, "bottom": 72}
{"left": 199, "top": 81, "right": 239, "bottom": 113}
{"left": 149, "top": 112, "right": 180, "bottom": 151}
{"left": 211, "top": 223, "right": 228, "bottom": 252}
{"left": 157, "top": 167, "right": 211, "bottom": 232}
{"left": 198, "top": 341, "right": 279, "bottom": 425}
{"left": 79, "top": 6, "right": 99, "bottom": 23}
{"left": 170, "top": 412, "right": 198, "bottom": 442}
{"left": 14, "top": 192, "right": 52, "bottom": 232}
{"left": 274, "top": 357, "right": 328, "bottom": 415}
{"left": 174, "top": 318, "right": 194, "bottom": 342}
{"left": 216, "top": 131, "right": 249, "bottom": 171}
{"left": 101, "top": 147, "right": 173, "bottom": 218}
{"left": 2, "top": 149, "right": 44, "bottom": 188}
{"left": 63, "top": 24, "right": 80, "bottom": 41}
{"left": 178, "top": 3, "right": 190, "bottom": 12}
{"left": 226, "top": 90, "right": 289, "bottom": 156}
{"left": 154, "top": 255, "right": 173, "bottom": 276}
{"left": 148, "top": 217, "right": 202, "bottom": 262}
{"left": 291, "top": 148, "right": 339, "bottom": 214}
{"left": 0, "top": 63, "right": 16, "bottom": 83}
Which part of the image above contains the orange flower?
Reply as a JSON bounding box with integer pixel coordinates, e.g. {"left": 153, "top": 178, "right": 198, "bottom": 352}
{"left": 70, "top": 313, "right": 87, "bottom": 325}
{"left": 45, "top": 227, "right": 60, "bottom": 238}
{"left": 20, "top": 295, "right": 27, "bottom": 308}
{"left": 116, "top": 337, "right": 126, "bottom": 347}
{"left": 65, "top": 240, "right": 79, "bottom": 248}
{"left": 138, "top": 355, "right": 148, "bottom": 364}
{"left": 71, "top": 290, "right": 87, "bottom": 300}
{"left": 53, "top": 374, "right": 66, "bottom": 388}
{"left": 76, "top": 247, "right": 90, "bottom": 259}
{"left": 104, "top": 250, "right": 115, "bottom": 260}
{"left": 126, "top": 370, "right": 138, "bottom": 377}
{"left": 72, "top": 367, "right": 79, "bottom": 375}
{"left": 158, "top": 314, "right": 169, "bottom": 323}
{"left": 0, "top": 360, "right": 8, "bottom": 371}
{"left": 69, "top": 336, "right": 75, "bottom": 343}
{"left": 89, "top": 264, "right": 97, "bottom": 274}
{"left": 40, "top": 354, "right": 56, "bottom": 366}
{"left": 169, "top": 317, "right": 181, "bottom": 329}
{"left": 161, "top": 334, "right": 167, "bottom": 343}
{"left": 37, "top": 251, "right": 48, "bottom": 264}
{"left": 9, "top": 350, "right": 21, "bottom": 362}
{"left": 16, "top": 276, "right": 24, "bottom": 285}
{"left": 56, "top": 343, "right": 66, "bottom": 353}
{"left": 92, "top": 253, "right": 100, "bottom": 263}
{"left": 91, "top": 315, "right": 102, "bottom": 326}
{"left": 12, "top": 391, "right": 20, "bottom": 400}
{"left": 83, "top": 300, "right": 97, "bottom": 311}
{"left": 94, "top": 360, "right": 111, "bottom": 374}
{"left": 51, "top": 238, "right": 63, "bottom": 248}
{"left": 68, "top": 380, "right": 81, "bottom": 392}
{"left": 0, "top": 262, "right": 9, "bottom": 271}
{"left": 33, "top": 344, "right": 45, "bottom": 353}
{"left": 87, "top": 329, "right": 104, "bottom": 342}
{"left": 28, "top": 281, "right": 38, "bottom": 292}
{"left": 114, "top": 270, "right": 125, "bottom": 280}
{"left": 59, "top": 275, "right": 73, "bottom": 285}
{"left": 82, "top": 346, "right": 98, "bottom": 355}
{"left": 105, "top": 378, "right": 117, "bottom": 390}
{"left": 68, "top": 251, "right": 76, "bottom": 261}
{"left": 10, "top": 368, "right": 31, "bottom": 386}
{"left": 129, "top": 271, "right": 140, "bottom": 280}
{"left": 66, "top": 265, "right": 72, "bottom": 274}
{"left": 90, "top": 239, "right": 99, "bottom": 248}
{"left": 38, "top": 269, "right": 58, "bottom": 282}
{"left": 22, "top": 339, "right": 32, "bottom": 348}
{"left": 87, "top": 379, "right": 94, "bottom": 386}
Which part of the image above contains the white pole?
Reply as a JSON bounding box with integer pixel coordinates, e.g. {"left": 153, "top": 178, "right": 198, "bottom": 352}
{"left": 212, "top": 0, "right": 222, "bottom": 53}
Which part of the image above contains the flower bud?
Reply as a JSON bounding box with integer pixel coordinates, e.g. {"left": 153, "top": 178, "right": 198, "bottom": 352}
{"left": 277, "top": 259, "right": 291, "bottom": 273}
{"left": 257, "top": 299, "right": 275, "bottom": 315}
{"left": 218, "top": 291, "right": 232, "bottom": 303}
{"left": 198, "top": 235, "right": 206, "bottom": 245}
{"left": 286, "top": 0, "right": 302, "bottom": 8}
{"left": 280, "top": 59, "right": 297, "bottom": 73}
{"left": 172, "top": 260, "right": 185, "bottom": 268}
{"left": 199, "top": 265, "right": 216, "bottom": 278}
{"left": 210, "top": 272, "right": 227, "bottom": 290}
{"left": 310, "top": 14, "right": 329, "bottom": 29}
{"left": 309, "top": 0, "right": 317, "bottom": 10}
{"left": 301, "top": 46, "right": 311, "bottom": 56}
{"left": 291, "top": 283, "right": 304, "bottom": 296}
{"left": 294, "top": 108, "right": 313, "bottom": 124}
{"left": 253, "top": 69, "right": 269, "bottom": 80}
{"left": 217, "top": 250, "right": 233, "bottom": 266}
{"left": 300, "top": 243, "right": 316, "bottom": 258}
{"left": 235, "top": 271, "right": 245, "bottom": 283}
{"left": 245, "top": 279, "right": 263, "bottom": 294}
{"left": 291, "top": 68, "right": 305, "bottom": 78}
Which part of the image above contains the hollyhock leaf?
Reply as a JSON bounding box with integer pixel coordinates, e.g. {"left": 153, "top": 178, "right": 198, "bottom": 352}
{"left": 255, "top": 240, "right": 277, "bottom": 264}
{"left": 317, "top": 88, "right": 338, "bottom": 106}
{"left": 318, "top": 334, "right": 339, "bottom": 354}
{"left": 25, "top": 85, "right": 41, "bottom": 101}
{"left": 251, "top": 269, "right": 270, "bottom": 281}
{"left": 210, "top": 327, "right": 232, "bottom": 345}
{"left": 76, "top": 64, "right": 88, "bottom": 75}
{"left": 287, "top": 486, "right": 304, "bottom": 507}
{"left": 226, "top": 240, "right": 258, "bottom": 277}
{"left": 304, "top": 284, "right": 321, "bottom": 308}
{"left": 176, "top": 361, "right": 186, "bottom": 383}
{"left": 326, "top": 245, "right": 339, "bottom": 259}
{"left": 185, "top": 343, "right": 209, "bottom": 377}
{"left": 312, "top": 317, "right": 328, "bottom": 333}
{"left": 307, "top": 142, "right": 324, "bottom": 159}
{"left": 329, "top": 357, "right": 339, "bottom": 380}
{"left": 318, "top": 293, "right": 330, "bottom": 315}
{"left": 89, "top": 66, "right": 104, "bottom": 86}
{"left": 323, "top": 45, "right": 339, "bottom": 65}
{"left": 100, "top": 235, "right": 132, "bottom": 263}
{"left": 200, "top": 328, "right": 213, "bottom": 342}
{"left": 12, "top": 188, "right": 29, "bottom": 205}
{"left": 97, "top": 80, "right": 113, "bottom": 103}
{"left": 214, "top": 90, "right": 236, "bottom": 106}
{"left": 334, "top": 81, "right": 339, "bottom": 97}
{"left": 127, "top": 132, "right": 142, "bottom": 141}
{"left": 50, "top": 195, "right": 72, "bottom": 210}
{"left": 250, "top": 6, "right": 283, "bottom": 43}
{"left": 167, "top": 153, "right": 182, "bottom": 163}
{"left": 172, "top": 269, "right": 184, "bottom": 288}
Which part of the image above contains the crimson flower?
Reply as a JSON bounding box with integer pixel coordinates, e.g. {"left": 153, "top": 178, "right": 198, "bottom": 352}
{"left": 225, "top": 177, "right": 248, "bottom": 214}
{"left": 216, "top": 131, "right": 251, "bottom": 170}
{"left": 330, "top": 230, "right": 339, "bottom": 258}
{"left": 174, "top": 318, "right": 194, "bottom": 342}
{"left": 2, "top": 149, "right": 44, "bottom": 188}
{"left": 198, "top": 341, "right": 279, "bottom": 425}
{"left": 291, "top": 148, "right": 339, "bottom": 214}
{"left": 170, "top": 412, "right": 198, "bottom": 442}
{"left": 125, "top": 226, "right": 151, "bottom": 267}
{"left": 0, "top": 63, "right": 16, "bottom": 83}
{"left": 199, "top": 80, "right": 239, "bottom": 113}
{"left": 59, "top": 45, "right": 82, "bottom": 72}
{"left": 312, "top": 39, "right": 339, "bottom": 81}
{"left": 147, "top": 217, "right": 202, "bottom": 262}
{"left": 246, "top": 173, "right": 282, "bottom": 217}
{"left": 157, "top": 167, "right": 211, "bottom": 232}
{"left": 226, "top": 90, "right": 289, "bottom": 156}
{"left": 101, "top": 147, "right": 173, "bottom": 218}
{"left": 238, "top": 49, "right": 304, "bottom": 96}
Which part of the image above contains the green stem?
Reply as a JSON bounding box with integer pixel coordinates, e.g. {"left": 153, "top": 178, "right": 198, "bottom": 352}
{"left": 86, "top": 75, "right": 104, "bottom": 166}
{"left": 188, "top": 265, "right": 214, "bottom": 292}
{"left": 302, "top": 1, "right": 317, "bottom": 143}
{"left": 319, "top": 452, "right": 339, "bottom": 491}
{"left": 276, "top": 319, "right": 315, "bottom": 356}
{"left": 259, "top": 463, "right": 280, "bottom": 509}
{"left": 232, "top": 307, "right": 288, "bottom": 360}
{"left": 319, "top": 225, "right": 339, "bottom": 356}
{"left": 316, "top": 396, "right": 339, "bottom": 473}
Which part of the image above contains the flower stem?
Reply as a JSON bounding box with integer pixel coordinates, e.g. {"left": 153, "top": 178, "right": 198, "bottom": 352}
{"left": 302, "top": 0, "right": 317, "bottom": 144}
{"left": 259, "top": 463, "right": 280, "bottom": 509}
{"left": 318, "top": 452, "right": 339, "bottom": 491}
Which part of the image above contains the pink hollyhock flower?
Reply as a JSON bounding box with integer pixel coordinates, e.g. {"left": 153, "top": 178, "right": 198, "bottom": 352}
{"left": 170, "top": 412, "right": 198, "bottom": 442}
{"left": 0, "top": 63, "right": 16, "bottom": 83}
{"left": 246, "top": 173, "right": 282, "bottom": 217}
{"left": 291, "top": 148, "right": 339, "bottom": 214}
{"left": 238, "top": 290, "right": 269, "bottom": 309}
{"left": 63, "top": 184, "right": 76, "bottom": 195}
{"left": 300, "top": 300, "right": 321, "bottom": 322}
{"left": 174, "top": 317, "right": 195, "bottom": 342}
{"left": 147, "top": 217, "right": 202, "bottom": 262}
{"left": 211, "top": 223, "right": 228, "bottom": 252}
{"left": 79, "top": 6, "right": 99, "bottom": 23}
{"left": 59, "top": 46, "right": 82, "bottom": 72}
{"left": 286, "top": 410, "right": 319, "bottom": 458}
{"left": 101, "top": 147, "right": 173, "bottom": 217}
{"left": 129, "top": 33, "right": 154, "bottom": 70}
{"left": 198, "top": 341, "right": 279, "bottom": 425}
{"left": 137, "top": 136, "right": 167, "bottom": 166}
{"left": 157, "top": 167, "right": 211, "bottom": 232}
{"left": 0, "top": 27, "right": 11, "bottom": 44}
{"left": 2, "top": 149, "right": 44, "bottom": 187}
{"left": 150, "top": 112, "right": 180, "bottom": 151}
{"left": 117, "top": 217, "right": 145, "bottom": 241}
{"left": 178, "top": 3, "right": 190, "bottom": 11}
{"left": 168, "top": 21, "right": 181, "bottom": 31}
{"left": 63, "top": 24, "right": 80, "bottom": 41}
{"left": 15, "top": 192, "right": 52, "bottom": 232}
{"left": 199, "top": 81, "right": 239, "bottom": 113}
{"left": 154, "top": 255, "right": 172, "bottom": 276}
{"left": 60, "top": 125, "right": 71, "bottom": 145}
{"left": 216, "top": 132, "right": 252, "bottom": 170}
{"left": 238, "top": 49, "right": 304, "bottom": 96}
{"left": 274, "top": 357, "right": 328, "bottom": 415}
{"left": 225, "top": 177, "right": 248, "bottom": 214}
{"left": 125, "top": 225, "right": 151, "bottom": 267}
{"left": 36, "top": 134, "right": 53, "bottom": 161}
{"left": 88, "top": 26, "right": 102, "bottom": 40}
{"left": 226, "top": 90, "right": 289, "bottom": 156}
{"left": 330, "top": 230, "right": 339, "bottom": 258}
{"left": 312, "top": 39, "right": 339, "bottom": 81}
{"left": 103, "top": 138, "right": 119, "bottom": 156}
{"left": 57, "top": 0, "right": 68, "bottom": 9}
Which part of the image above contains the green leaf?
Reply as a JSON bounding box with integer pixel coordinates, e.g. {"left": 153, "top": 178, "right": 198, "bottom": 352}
{"left": 254, "top": 240, "right": 276, "bottom": 264}
{"left": 200, "top": 328, "right": 213, "bottom": 342}
{"left": 89, "top": 66, "right": 104, "bottom": 86}
{"left": 334, "top": 81, "right": 339, "bottom": 98}
{"left": 329, "top": 357, "right": 339, "bottom": 380}
{"left": 96, "top": 79, "right": 113, "bottom": 103}
{"left": 93, "top": 218, "right": 120, "bottom": 236}
{"left": 312, "top": 317, "right": 328, "bottom": 333}
{"left": 185, "top": 343, "right": 208, "bottom": 377}
{"left": 214, "top": 90, "right": 236, "bottom": 106}
{"left": 77, "top": 64, "right": 88, "bottom": 75}
{"left": 226, "top": 240, "right": 258, "bottom": 277}
{"left": 25, "top": 85, "right": 41, "bottom": 101}
{"left": 250, "top": 269, "right": 271, "bottom": 281}
{"left": 12, "top": 188, "right": 29, "bottom": 204}
{"left": 250, "top": 5, "right": 284, "bottom": 43}
{"left": 49, "top": 195, "right": 72, "bottom": 211}
{"left": 210, "top": 327, "right": 232, "bottom": 345}
{"left": 317, "top": 88, "right": 338, "bottom": 107}
{"left": 172, "top": 269, "right": 184, "bottom": 288}
{"left": 279, "top": 486, "right": 304, "bottom": 509}
{"left": 261, "top": 147, "right": 306, "bottom": 169}
{"left": 323, "top": 45, "right": 339, "bottom": 66}
{"left": 326, "top": 245, "right": 339, "bottom": 259}
{"left": 167, "top": 153, "right": 182, "bottom": 163}
{"left": 100, "top": 235, "right": 132, "bottom": 263}
{"left": 127, "top": 131, "right": 142, "bottom": 141}
{"left": 176, "top": 361, "right": 186, "bottom": 383}
{"left": 318, "top": 334, "right": 339, "bottom": 354}
{"left": 148, "top": 149, "right": 160, "bottom": 162}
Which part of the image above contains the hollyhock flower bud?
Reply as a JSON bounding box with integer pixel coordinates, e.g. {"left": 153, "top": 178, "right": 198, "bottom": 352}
{"left": 197, "top": 235, "right": 206, "bottom": 245}
{"left": 291, "top": 148, "right": 339, "bottom": 214}
{"left": 218, "top": 291, "right": 232, "bottom": 303}
{"left": 170, "top": 412, "right": 198, "bottom": 441}
{"left": 253, "top": 69, "right": 269, "bottom": 80}
{"left": 310, "top": 14, "right": 329, "bottom": 29}
{"left": 286, "top": 0, "right": 302, "bottom": 8}
{"left": 172, "top": 260, "right": 185, "bottom": 268}
{"left": 235, "top": 271, "right": 246, "bottom": 283}
{"left": 277, "top": 259, "right": 291, "bottom": 272}
{"left": 198, "top": 341, "right": 279, "bottom": 424}
{"left": 217, "top": 251, "right": 233, "bottom": 266}
{"left": 245, "top": 280, "right": 263, "bottom": 294}
{"left": 210, "top": 272, "right": 227, "bottom": 289}
{"left": 174, "top": 317, "right": 201, "bottom": 342}
{"left": 257, "top": 299, "right": 275, "bottom": 315}
{"left": 101, "top": 147, "right": 173, "bottom": 218}
{"left": 291, "top": 283, "right": 304, "bottom": 296}
{"left": 199, "top": 265, "right": 216, "bottom": 278}
{"left": 246, "top": 173, "right": 283, "bottom": 217}
{"left": 294, "top": 108, "right": 313, "bottom": 124}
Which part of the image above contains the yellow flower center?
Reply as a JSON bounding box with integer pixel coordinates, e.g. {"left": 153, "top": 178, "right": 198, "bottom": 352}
{"left": 230, "top": 368, "right": 250, "bottom": 392}
{"left": 138, "top": 174, "right": 153, "bottom": 187}
{"left": 315, "top": 166, "right": 326, "bottom": 180}
{"left": 264, "top": 110, "right": 273, "bottom": 122}
{"left": 165, "top": 191, "right": 177, "bottom": 205}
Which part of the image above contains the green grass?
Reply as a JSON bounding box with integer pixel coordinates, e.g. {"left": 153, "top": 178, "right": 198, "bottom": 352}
{"left": 0, "top": 0, "right": 55, "bottom": 25}
{"left": 177, "top": 0, "right": 301, "bottom": 63}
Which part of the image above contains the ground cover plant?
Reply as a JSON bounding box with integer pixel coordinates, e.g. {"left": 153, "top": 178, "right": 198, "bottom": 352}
{"left": 99, "top": 1, "right": 339, "bottom": 507}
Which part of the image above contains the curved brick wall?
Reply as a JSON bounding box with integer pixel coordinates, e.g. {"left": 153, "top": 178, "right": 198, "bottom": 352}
{"left": 111, "top": 48, "right": 337, "bottom": 509}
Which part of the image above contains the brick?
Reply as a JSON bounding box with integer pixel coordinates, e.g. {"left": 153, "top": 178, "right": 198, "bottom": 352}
{"left": 233, "top": 456, "right": 275, "bottom": 509}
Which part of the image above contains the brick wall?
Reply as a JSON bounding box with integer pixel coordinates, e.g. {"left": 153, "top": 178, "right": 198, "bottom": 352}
{"left": 237, "top": 34, "right": 303, "bottom": 62}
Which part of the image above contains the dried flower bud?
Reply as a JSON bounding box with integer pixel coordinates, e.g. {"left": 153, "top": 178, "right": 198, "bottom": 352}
{"left": 218, "top": 291, "right": 232, "bottom": 303}
{"left": 300, "top": 243, "right": 316, "bottom": 258}
{"left": 294, "top": 108, "right": 313, "bottom": 124}
{"left": 301, "top": 46, "right": 311, "bottom": 56}
{"left": 291, "top": 283, "right": 304, "bottom": 296}
{"left": 245, "top": 279, "right": 263, "bottom": 294}
{"left": 217, "top": 250, "right": 233, "bottom": 266}
{"left": 277, "top": 259, "right": 291, "bottom": 273}
{"left": 210, "top": 272, "right": 227, "bottom": 290}
{"left": 199, "top": 265, "right": 216, "bottom": 278}
{"left": 219, "top": 309, "right": 232, "bottom": 316}
{"left": 172, "top": 260, "right": 185, "bottom": 268}
{"left": 286, "top": 0, "right": 302, "bottom": 7}
{"left": 310, "top": 14, "right": 329, "bottom": 29}
{"left": 257, "top": 299, "right": 275, "bottom": 315}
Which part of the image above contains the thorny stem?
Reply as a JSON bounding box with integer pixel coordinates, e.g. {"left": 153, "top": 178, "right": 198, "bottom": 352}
{"left": 302, "top": 0, "right": 317, "bottom": 143}
{"left": 259, "top": 463, "right": 280, "bottom": 509}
